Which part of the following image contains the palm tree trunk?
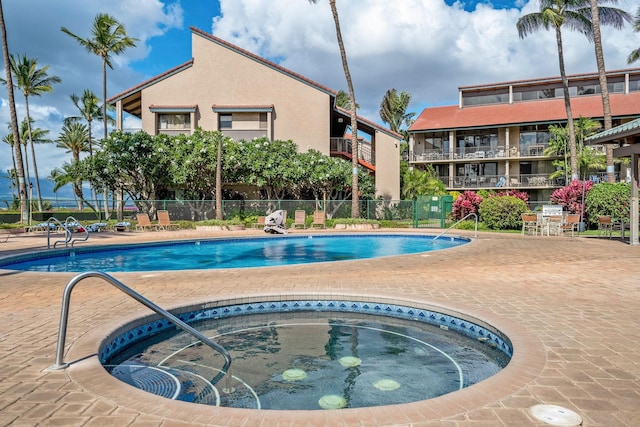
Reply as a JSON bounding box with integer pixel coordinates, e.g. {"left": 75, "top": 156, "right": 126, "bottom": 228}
{"left": 24, "top": 96, "right": 44, "bottom": 211}
{"left": 215, "top": 135, "right": 223, "bottom": 220}
{"left": 555, "top": 26, "right": 578, "bottom": 180}
{"left": 590, "top": 0, "right": 615, "bottom": 183}
{"left": 329, "top": 0, "right": 359, "bottom": 217}
{"left": 0, "top": 0, "right": 28, "bottom": 222}
{"left": 101, "top": 57, "right": 110, "bottom": 220}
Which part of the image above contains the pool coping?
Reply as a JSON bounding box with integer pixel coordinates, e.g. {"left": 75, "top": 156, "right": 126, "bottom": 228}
{"left": 63, "top": 292, "right": 545, "bottom": 426}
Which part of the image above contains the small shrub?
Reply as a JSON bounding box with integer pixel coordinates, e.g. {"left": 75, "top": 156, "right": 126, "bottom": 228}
{"left": 479, "top": 195, "right": 528, "bottom": 230}
{"left": 452, "top": 191, "right": 482, "bottom": 220}
{"left": 584, "top": 182, "right": 630, "bottom": 225}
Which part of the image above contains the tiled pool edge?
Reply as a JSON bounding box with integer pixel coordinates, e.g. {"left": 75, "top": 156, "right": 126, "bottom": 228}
{"left": 65, "top": 292, "right": 545, "bottom": 426}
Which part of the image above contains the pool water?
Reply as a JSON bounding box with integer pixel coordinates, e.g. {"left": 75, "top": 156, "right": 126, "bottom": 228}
{"left": 0, "top": 234, "right": 468, "bottom": 272}
{"left": 105, "top": 311, "right": 509, "bottom": 410}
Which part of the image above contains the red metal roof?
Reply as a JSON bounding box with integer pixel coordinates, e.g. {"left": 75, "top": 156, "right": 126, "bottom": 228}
{"left": 409, "top": 92, "right": 640, "bottom": 132}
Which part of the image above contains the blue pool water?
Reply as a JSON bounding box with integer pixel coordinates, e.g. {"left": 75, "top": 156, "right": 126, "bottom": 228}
{"left": 0, "top": 234, "right": 468, "bottom": 273}
{"left": 104, "top": 306, "right": 510, "bottom": 410}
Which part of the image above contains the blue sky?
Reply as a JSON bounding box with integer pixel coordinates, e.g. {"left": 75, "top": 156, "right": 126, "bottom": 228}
{"left": 1, "top": 0, "right": 638, "bottom": 189}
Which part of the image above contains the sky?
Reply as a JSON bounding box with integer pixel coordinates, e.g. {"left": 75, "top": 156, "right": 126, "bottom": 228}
{"left": 1, "top": 0, "right": 639, "bottom": 194}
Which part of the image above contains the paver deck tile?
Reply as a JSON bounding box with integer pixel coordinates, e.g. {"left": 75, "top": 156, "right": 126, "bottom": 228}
{"left": 0, "top": 228, "right": 639, "bottom": 425}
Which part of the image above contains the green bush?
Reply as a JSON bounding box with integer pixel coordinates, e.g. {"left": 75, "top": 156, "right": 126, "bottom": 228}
{"left": 479, "top": 195, "right": 528, "bottom": 230}
{"left": 584, "top": 182, "right": 630, "bottom": 226}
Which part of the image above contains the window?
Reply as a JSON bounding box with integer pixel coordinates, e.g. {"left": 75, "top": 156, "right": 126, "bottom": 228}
{"left": 219, "top": 114, "right": 232, "bottom": 129}
{"left": 158, "top": 113, "right": 190, "bottom": 130}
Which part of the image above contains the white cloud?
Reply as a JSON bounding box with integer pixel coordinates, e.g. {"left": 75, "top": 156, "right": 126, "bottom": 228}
{"left": 1, "top": 0, "right": 638, "bottom": 198}
{"left": 0, "top": 0, "right": 183, "bottom": 184}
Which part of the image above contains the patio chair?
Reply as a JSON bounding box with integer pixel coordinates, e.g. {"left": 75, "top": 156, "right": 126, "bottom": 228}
{"left": 545, "top": 215, "right": 563, "bottom": 236}
{"left": 597, "top": 215, "right": 613, "bottom": 238}
{"left": 521, "top": 213, "right": 538, "bottom": 235}
{"left": 561, "top": 214, "right": 580, "bottom": 237}
{"left": 135, "top": 213, "right": 158, "bottom": 232}
{"left": 310, "top": 211, "right": 326, "bottom": 229}
{"left": 157, "top": 210, "right": 180, "bottom": 230}
{"left": 292, "top": 210, "right": 306, "bottom": 229}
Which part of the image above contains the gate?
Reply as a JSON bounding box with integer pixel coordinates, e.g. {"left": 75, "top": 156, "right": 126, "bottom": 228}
{"left": 414, "top": 195, "right": 453, "bottom": 228}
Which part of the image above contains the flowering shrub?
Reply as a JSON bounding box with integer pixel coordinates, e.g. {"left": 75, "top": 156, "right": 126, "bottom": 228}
{"left": 550, "top": 180, "right": 593, "bottom": 214}
{"left": 452, "top": 191, "right": 482, "bottom": 220}
{"left": 491, "top": 189, "right": 529, "bottom": 205}
{"left": 584, "top": 182, "right": 630, "bottom": 225}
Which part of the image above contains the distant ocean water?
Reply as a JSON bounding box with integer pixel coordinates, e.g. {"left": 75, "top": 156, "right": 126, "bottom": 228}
{"left": 0, "top": 173, "right": 75, "bottom": 201}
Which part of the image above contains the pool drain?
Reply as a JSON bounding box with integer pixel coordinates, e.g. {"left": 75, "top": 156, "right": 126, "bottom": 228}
{"left": 529, "top": 404, "right": 582, "bottom": 426}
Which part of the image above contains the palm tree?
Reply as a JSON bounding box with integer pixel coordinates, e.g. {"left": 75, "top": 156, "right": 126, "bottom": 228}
{"left": 308, "top": 0, "right": 360, "bottom": 217}
{"left": 65, "top": 89, "right": 111, "bottom": 207}
{"left": 62, "top": 14, "right": 138, "bottom": 140}
{"left": 336, "top": 89, "right": 359, "bottom": 110}
{"left": 517, "top": 1, "right": 593, "bottom": 181}
{"left": 56, "top": 123, "right": 89, "bottom": 209}
{"left": 65, "top": 89, "right": 105, "bottom": 155}
{"left": 1, "top": 133, "right": 18, "bottom": 193}
{"left": 62, "top": 14, "right": 137, "bottom": 219}
{"left": 0, "top": 0, "right": 27, "bottom": 222}
{"left": 379, "top": 88, "right": 416, "bottom": 138}
{"left": 3, "top": 54, "right": 61, "bottom": 211}
{"left": 628, "top": 7, "right": 640, "bottom": 63}
{"left": 588, "top": 0, "right": 631, "bottom": 183}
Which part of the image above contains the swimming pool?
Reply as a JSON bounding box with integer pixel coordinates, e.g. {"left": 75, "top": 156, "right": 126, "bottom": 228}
{"left": 0, "top": 234, "right": 469, "bottom": 272}
{"left": 102, "top": 297, "right": 511, "bottom": 411}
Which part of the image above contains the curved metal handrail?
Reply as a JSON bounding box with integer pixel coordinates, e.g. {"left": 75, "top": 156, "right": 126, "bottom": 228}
{"left": 432, "top": 212, "right": 478, "bottom": 242}
{"left": 49, "top": 271, "right": 232, "bottom": 390}
{"left": 65, "top": 216, "right": 89, "bottom": 247}
{"left": 46, "top": 217, "right": 71, "bottom": 248}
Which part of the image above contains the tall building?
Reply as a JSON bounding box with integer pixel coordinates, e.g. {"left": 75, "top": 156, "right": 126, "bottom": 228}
{"left": 408, "top": 68, "right": 640, "bottom": 201}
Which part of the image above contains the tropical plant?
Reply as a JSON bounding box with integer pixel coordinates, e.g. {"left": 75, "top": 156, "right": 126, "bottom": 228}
{"left": 587, "top": 0, "right": 630, "bottom": 182}
{"left": 62, "top": 14, "right": 138, "bottom": 140}
{"left": 550, "top": 179, "right": 593, "bottom": 215}
{"left": 517, "top": 1, "right": 591, "bottom": 180}
{"left": 49, "top": 162, "right": 86, "bottom": 210}
{"left": 65, "top": 89, "right": 108, "bottom": 155}
{"left": 545, "top": 117, "right": 604, "bottom": 180}
{"left": 479, "top": 195, "right": 528, "bottom": 230}
{"left": 584, "top": 182, "right": 630, "bottom": 224}
{"left": 627, "top": 7, "right": 640, "bottom": 63}
{"left": 308, "top": 0, "right": 360, "bottom": 217}
{"left": 1, "top": 54, "right": 61, "bottom": 211}
{"left": 402, "top": 166, "right": 446, "bottom": 200}
{"left": 379, "top": 88, "right": 415, "bottom": 139}
{"left": 452, "top": 191, "right": 482, "bottom": 220}
{"left": 1, "top": 133, "right": 18, "bottom": 195}
{"left": 0, "top": 0, "right": 27, "bottom": 222}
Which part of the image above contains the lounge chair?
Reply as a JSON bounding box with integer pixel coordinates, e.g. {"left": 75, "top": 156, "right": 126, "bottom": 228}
{"left": 111, "top": 221, "right": 131, "bottom": 232}
{"left": 292, "top": 210, "right": 307, "bottom": 229}
{"left": 310, "top": 210, "right": 326, "bottom": 229}
{"left": 135, "top": 213, "right": 158, "bottom": 231}
{"left": 157, "top": 210, "right": 180, "bottom": 230}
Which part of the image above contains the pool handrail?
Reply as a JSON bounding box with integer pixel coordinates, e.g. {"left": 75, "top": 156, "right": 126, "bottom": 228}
{"left": 432, "top": 212, "right": 478, "bottom": 242}
{"left": 46, "top": 216, "right": 89, "bottom": 248}
{"left": 48, "top": 271, "right": 233, "bottom": 391}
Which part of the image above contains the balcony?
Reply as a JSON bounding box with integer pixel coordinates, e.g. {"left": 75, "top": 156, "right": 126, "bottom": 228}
{"left": 330, "top": 138, "right": 375, "bottom": 169}
{"left": 411, "top": 145, "right": 559, "bottom": 163}
{"left": 441, "top": 174, "right": 565, "bottom": 190}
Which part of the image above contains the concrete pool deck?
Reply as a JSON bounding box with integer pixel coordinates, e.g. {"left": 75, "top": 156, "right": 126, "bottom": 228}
{"left": 0, "top": 228, "right": 638, "bottom": 426}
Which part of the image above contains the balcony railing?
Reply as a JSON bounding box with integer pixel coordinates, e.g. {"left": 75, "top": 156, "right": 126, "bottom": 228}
{"left": 412, "top": 144, "right": 608, "bottom": 163}
{"left": 330, "top": 138, "right": 375, "bottom": 165}
{"left": 440, "top": 174, "right": 566, "bottom": 190}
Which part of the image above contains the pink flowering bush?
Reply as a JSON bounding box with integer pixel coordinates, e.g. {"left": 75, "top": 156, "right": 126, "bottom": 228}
{"left": 550, "top": 179, "right": 593, "bottom": 214}
{"left": 491, "top": 189, "right": 529, "bottom": 205}
{"left": 452, "top": 191, "right": 482, "bottom": 220}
